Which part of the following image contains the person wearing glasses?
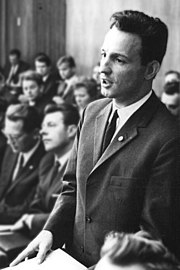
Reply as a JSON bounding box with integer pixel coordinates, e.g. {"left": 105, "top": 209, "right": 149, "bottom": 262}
{"left": 0, "top": 103, "right": 45, "bottom": 224}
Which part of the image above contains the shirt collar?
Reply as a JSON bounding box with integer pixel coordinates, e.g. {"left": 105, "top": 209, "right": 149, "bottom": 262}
{"left": 112, "top": 90, "right": 152, "bottom": 128}
{"left": 55, "top": 150, "right": 71, "bottom": 168}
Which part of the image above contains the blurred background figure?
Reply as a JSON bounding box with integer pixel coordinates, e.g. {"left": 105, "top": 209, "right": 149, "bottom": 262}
{"left": 54, "top": 55, "right": 79, "bottom": 105}
{"left": 161, "top": 81, "right": 180, "bottom": 118}
{"left": 0, "top": 97, "right": 8, "bottom": 170}
{"left": 73, "top": 77, "right": 98, "bottom": 116}
{"left": 0, "top": 104, "right": 45, "bottom": 224}
{"left": 164, "top": 70, "right": 180, "bottom": 84}
{"left": 95, "top": 231, "right": 180, "bottom": 270}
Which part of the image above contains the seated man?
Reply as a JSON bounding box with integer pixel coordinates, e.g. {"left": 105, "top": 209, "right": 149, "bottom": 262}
{"left": 0, "top": 103, "right": 45, "bottom": 224}
{"left": 54, "top": 55, "right": 79, "bottom": 105}
{"left": 95, "top": 232, "right": 180, "bottom": 270}
{"left": 11, "top": 103, "right": 79, "bottom": 237}
{"left": 0, "top": 97, "right": 7, "bottom": 171}
{"left": 35, "top": 53, "right": 59, "bottom": 101}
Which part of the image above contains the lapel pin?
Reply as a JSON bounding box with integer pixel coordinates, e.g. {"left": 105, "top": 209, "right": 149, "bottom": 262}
{"left": 118, "top": 136, "right": 124, "bottom": 142}
{"left": 29, "top": 165, "right": 34, "bottom": 170}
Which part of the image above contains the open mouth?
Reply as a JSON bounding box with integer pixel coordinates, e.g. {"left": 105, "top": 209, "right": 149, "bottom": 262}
{"left": 101, "top": 78, "right": 113, "bottom": 88}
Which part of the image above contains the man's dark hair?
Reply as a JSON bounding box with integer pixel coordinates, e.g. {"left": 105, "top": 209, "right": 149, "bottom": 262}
{"left": 165, "top": 70, "right": 180, "bottom": 79}
{"left": 164, "top": 81, "right": 180, "bottom": 95}
{"left": 57, "top": 55, "right": 76, "bottom": 68}
{"left": 110, "top": 10, "right": 168, "bottom": 65}
{"left": 44, "top": 103, "right": 80, "bottom": 126}
{"left": 6, "top": 103, "right": 42, "bottom": 133}
{"left": 35, "top": 54, "right": 51, "bottom": 67}
{"left": 9, "top": 49, "right": 21, "bottom": 59}
{"left": 100, "top": 232, "right": 180, "bottom": 270}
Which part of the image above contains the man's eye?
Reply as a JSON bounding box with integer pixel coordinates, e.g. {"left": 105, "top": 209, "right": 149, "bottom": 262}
{"left": 116, "top": 58, "right": 125, "bottom": 64}
{"left": 101, "top": 52, "right": 106, "bottom": 58}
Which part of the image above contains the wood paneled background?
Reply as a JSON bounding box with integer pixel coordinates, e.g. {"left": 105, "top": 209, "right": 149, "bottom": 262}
{"left": 0, "top": 0, "right": 180, "bottom": 95}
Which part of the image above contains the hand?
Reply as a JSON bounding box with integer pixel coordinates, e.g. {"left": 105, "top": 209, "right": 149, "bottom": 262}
{"left": 11, "top": 215, "right": 27, "bottom": 231}
{"left": 10, "top": 230, "right": 53, "bottom": 266}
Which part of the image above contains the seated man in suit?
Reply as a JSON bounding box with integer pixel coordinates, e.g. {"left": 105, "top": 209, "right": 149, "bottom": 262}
{"left": 0, "top": 103, "right": 45, "bottom": 224}
{"left": 35, "top": 53, "right": 59, "bottom": 102}
{"left": 95, "top": 231, "right": 180, "bottom": 270}
{"left": 11, "top": 103, "right": 79, "bottom": 237}
{"left": 53, "top": 55, "right": 79, "bottom": 105}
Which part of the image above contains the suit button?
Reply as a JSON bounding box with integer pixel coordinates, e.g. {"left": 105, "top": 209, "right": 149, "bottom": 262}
{"left": 86, "top": 216, "right": 92, "bottom": 223}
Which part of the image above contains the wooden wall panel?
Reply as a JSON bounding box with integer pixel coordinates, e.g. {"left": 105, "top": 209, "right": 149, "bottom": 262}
{"left": 66, "top": 0, "right": 180, "bottom": 96}
{"left": 0, "top": 0, "right": 65, "bottom": 68}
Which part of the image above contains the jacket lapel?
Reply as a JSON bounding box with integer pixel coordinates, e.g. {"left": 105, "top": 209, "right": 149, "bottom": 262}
{"left": 91, "top": 92, "right": 160, "bottom": 175}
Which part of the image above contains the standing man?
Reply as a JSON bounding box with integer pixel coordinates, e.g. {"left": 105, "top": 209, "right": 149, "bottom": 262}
{"left": 11, "top": 10, "right": 180, "bottom": 267}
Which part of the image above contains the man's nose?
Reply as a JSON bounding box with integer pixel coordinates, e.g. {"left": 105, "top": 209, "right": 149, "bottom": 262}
{"left": 100, "top": 58, "right": 112, "bottom": 75}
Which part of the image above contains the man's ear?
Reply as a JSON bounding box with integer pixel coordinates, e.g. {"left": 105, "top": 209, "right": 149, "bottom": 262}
{"left": 144, "top": 60, "right": 160, "bottom": 80}
{"left": 67, "top": 125, "right": 77, "bottom": 139}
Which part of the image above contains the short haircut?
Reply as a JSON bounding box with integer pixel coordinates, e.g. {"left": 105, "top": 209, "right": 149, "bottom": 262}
{"left": 57, "top": 55, "right": 76, "bottom": 68}
{"left": 73, "top": 77, "right": 98, "bottom": 99}
{"left": 110, "top": 10, "right": 168, "bottom": 65}
{"left": 6, "top": 103, "right": 42, "bottom": 133}
{"left": 9, "top": 49, "right": 21, "bottom": 59}
{"left": 165, "top": 70, "right": 180, "bottom": 79}
{"left": 164, "top": 81, "right": 180, "bottom": 95}
{"left": 35, "top": 54, "right": 51, "bottom": 67}
{"left": 44, "top": 103, "right": 80, "bottom": 126}
{"left": 100, "top": 232, "right": 180, "bottom": 270}
{"left": 21, "top": 70, "right": 43, "bottom": 86}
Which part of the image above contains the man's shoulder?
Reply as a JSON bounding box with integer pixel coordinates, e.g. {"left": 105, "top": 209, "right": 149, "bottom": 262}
{"left": 86, "top": 97, "right": 111, "bottom": 112}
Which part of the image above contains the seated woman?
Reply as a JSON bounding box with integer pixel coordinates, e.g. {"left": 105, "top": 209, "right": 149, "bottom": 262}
{"left": 73, "top": 77, "right": 98, "bottom": 116}
{"left": 19, "top": 70, "right": 54, "bottom": 117}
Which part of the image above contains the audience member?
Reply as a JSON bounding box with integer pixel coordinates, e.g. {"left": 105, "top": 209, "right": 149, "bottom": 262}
{"left": 35, "top": 53, "right": 59, "bottom": 101}
{"left": 54, "top": 55, "right": 79, "bottom": 104}
{"left": 0, "top": 97, "right": 8, "bottom": 170}
{"left": 95, "top": 232, "right": 180, "bottom": 270}
{"left": 11, "top": 103, "right": 79, "bottom": 238}
{"left": 0, "top": 104, "right": 45, "bottom": 224}
{"left": 2, "top": 49, "right": 29, "bottom": 104}
{"left": 11, "top": 10, "right": 180, "bottom": 268}
{"left": 161, "top": 81, "right": 180, "bottom": 118}
{"left": 73, "top": 77, "right": 98, "bottom": 116}
{"left": 164, "top": 70, "right": 180, "bottom": 84}
{"left": 19, "top": 70, "right": 54, "bottom": 116}
{"left": 4, "top": 49, "right": 29, "bottom": 89}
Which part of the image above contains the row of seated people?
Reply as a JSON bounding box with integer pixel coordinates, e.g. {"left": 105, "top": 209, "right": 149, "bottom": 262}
{"left": 0, "top": 49, "right": 102, "bottom": 112}
{"left": 0, "top": 102, "right": 80, "bottom": 266}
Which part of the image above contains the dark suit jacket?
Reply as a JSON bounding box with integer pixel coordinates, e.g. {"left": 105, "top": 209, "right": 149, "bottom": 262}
{"left": 0, "top": 132, "right": 7, "bottom": 172}
{"left": 0, "top": 143, "right": 45, "bottom": 224}
{"left": 42, "top": 72, "right": 59, "bottom": 101}
{"left": 45, "top": 92, "right": 180, "bottom": 266}
{"left": 4, "top": 61, "right": 29, "bottom": 85}
{"left": 27, "top": 152, "right": 68, "bottom": 237}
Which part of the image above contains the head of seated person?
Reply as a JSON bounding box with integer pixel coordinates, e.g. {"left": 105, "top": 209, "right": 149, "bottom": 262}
{"left": 21, "top": 70, "right": 43, "bottom": 105}
{"left": 161, "top": 81, "right": 180, "bottom": 117}
{"left": 95, "top": 231, "right": 180, "bottom": 270}
{"left": 57, "top": 55, "right": 76, "bottom": 81}
{"left": 73, "top": 77, "right": 98, "bottom": 115}
{"left": 3, "top": 103, "right": 41, "bottom": 153}
{"left": 164, "top": 70, "right": 180, "bottom": 84}
{"left": 35, "top": 53, "right": 52, "bottom": 79}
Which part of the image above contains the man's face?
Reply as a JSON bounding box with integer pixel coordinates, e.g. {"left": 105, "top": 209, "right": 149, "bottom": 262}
{"left": 95, "top": 256, "right": 145, "bottom": 270}
{"left": 9, "top": 54, "right": 19, "bottom": 66}
{"left": 74, "top": 87, "right": 91, "bottom": 109}
{"left": 40, "top": 112, "right": 70, "bottom": 154}
{"left": 35, "top": 61, "right": 50, "bottom": 77}
{"left": 22, "top": 80, "right": 41, "bottom": 102}
{"left": 58, "top": 62, "right": 74, "bottom": 80}
{"left": 100, "top": 27, "right": 147, "bottom": 106}
{"left": 4, "top": 118, "right": 37, "bottom": 153}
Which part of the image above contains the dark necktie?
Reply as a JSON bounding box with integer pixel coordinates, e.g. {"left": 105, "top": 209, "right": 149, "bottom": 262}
{"left": 50, "top": 161, "right": 60, "bottom": 185}
{"left": 101, "top": 110, "right": 118, "bottom": 153}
